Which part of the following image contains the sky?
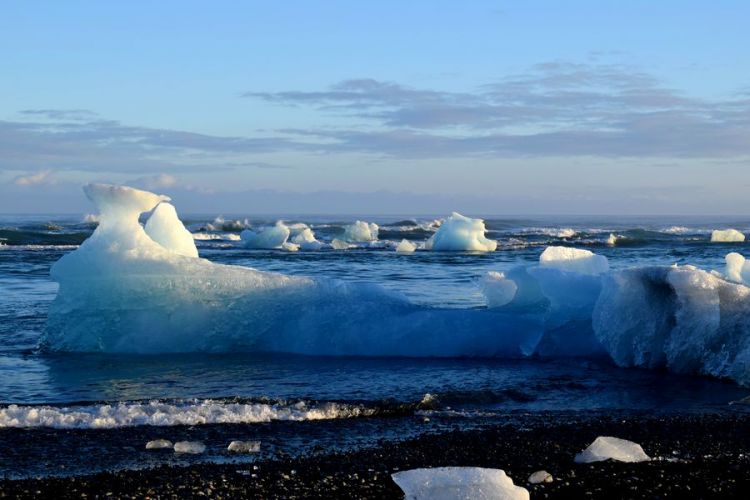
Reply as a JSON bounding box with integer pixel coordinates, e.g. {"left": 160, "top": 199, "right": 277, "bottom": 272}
{"left": 1, "top": 0, "right": 749, "bottom": 215}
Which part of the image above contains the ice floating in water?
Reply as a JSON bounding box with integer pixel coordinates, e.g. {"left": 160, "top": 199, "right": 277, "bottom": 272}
{"left": 574, "top": 436, "right": 650, "bottom": 463}
{"left": 145, "top": 439, "right": 173, "bottom": 450}
{"left": 479, "top": 272, "right": 518, "bottom": 308}
{"left": 606, "top": 233, "right": 618, "bottom": 246}
{"left": 711, "top": 229, "right": 745, "bottom": 242}
{"left": 343, "top": 220, "right": 379, "bottom": 242}
{"left": 206, "top": 215, "right": 250, "bottom": 232}
{"left": 392, "top": 467, "right": 529, "bottom": 500}
{"left": 174, "top": 441, "right": 206, "bottom": 454}
{"left": 726, "top": 252, "right": 750, "bottom": 284}
{"left": 330, "top": 238, "right": 353, "bottom": 250}
{"left": 396, "top": 239, "right": 417, "bottom": 253}
{"left": 227, "top": 440, "right": 261, "bottom": 453}
{"left": 290, "top": 226, "right": 324, "bottom": 250}
{"left": 425, "top": 212, "right": 497, "bottom": 252}
{"left": 241, "top": 221, "right": 297, "bottom": 250}
{"left": 144, "top": 203, "right": 199, "bottom": 258}
{"left": 539, "top": 246, "right": 609, "bottom": 275}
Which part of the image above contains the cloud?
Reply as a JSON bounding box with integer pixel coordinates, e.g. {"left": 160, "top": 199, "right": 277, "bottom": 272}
{"left": 12, "top": 170, "right": 55, "bottom": 186}
{"left": 129, "top": 173, "right": 179, "bottom": 190}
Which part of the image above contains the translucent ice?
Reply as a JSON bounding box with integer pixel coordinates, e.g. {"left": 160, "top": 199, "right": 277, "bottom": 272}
{"left": 144, "top": 203, "right": 199, "bottom": 258}
{"left": 392, "top": 467, "right": 529, "bottom": 500}
{"left": 425, "top": 212, "right": 497, "bottom": 252}
{"left": 396, "top": 239, "right": 417, "bottom": 253}
{"left": 574, "top": 436, "right": 650, "bottom": 463}
{"left": 343, "top": 221, "right": 379, "bottom": 242}
{"left": 291, "top": 226, "right": 324, "bottom": 250}
{"left": 240, "top": 221, "right": 293, "bottom": 250}
{"left": 145, "top": 439, "right": 173, "bottom": 449}
{"left": 479, "top": 272, "right": 518, "bottom": 308}
{"left": 539, "top": 246, "right": 609, "bottom": 275}
{"left": 711, "top": 229, "right": 745, "bottom": 242}
{"left": 725, "top": 252, "right": 750, "bottom": 284}
{"left": 227, "top": 440, "right": 261, "bottom": 453}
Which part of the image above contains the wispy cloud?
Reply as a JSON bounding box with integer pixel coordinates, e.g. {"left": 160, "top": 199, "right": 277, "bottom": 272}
{"left": 12, "top": 170, "right": 55, "bottom": 186}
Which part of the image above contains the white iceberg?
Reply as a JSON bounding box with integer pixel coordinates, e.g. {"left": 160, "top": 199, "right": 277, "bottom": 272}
{"left": 425, "top": 212, "right": 497, "bottom": 252}
{"left": 240, "top": 221, "right": 294, "bottom": 250}
{"left": 227, "top": 440, "right": 261, "bottom": 453}
{"left": 290, "top": 226, "right": 324, "bottom": 250}
{"left": 343, "top": 220, "right": 379, "bottom": 242}
{"left": 174, "top": 441, "right": 206, "bottom": 454}
{"left": 725, "top": 252, "right": 750, "bottom": 284}
{"left": 145, "top": 439, "right": 173, "bottom": 449}
{"left": 479, "top": 272, "right": 518, "bottom": 308}
{"left": 574, "top": 436, "right": 650, "bottom": 463}
{"left": 392, "top": 467, "right": 529, "bottom": 500}
{"left": 144, "top": 203, "right": 199, "bottom": 258}
{"left": 539, "top": 246, "right": 609, "bottom": 275}
{"left": 395, "top": 239, "right": 417, "bottom": 253}
{"left": 711, "top": 229, "right": 745, "bottom": 243}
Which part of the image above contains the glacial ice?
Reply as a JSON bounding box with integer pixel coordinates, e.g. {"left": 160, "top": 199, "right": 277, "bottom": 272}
{"left": 479, "top": 272, "right": 518, "bottom": 308}
{"left": 539, "top": 246, "right": 609, "bottom": 275}
{"left": 227, "top": 440, "right": 261, "bottom": 453}
{"left": 711, "top": 229, "right": 746, "bottom": 242}
{"left": 725, "top": 252, "right": 750, "bottom": 284}
{"left": 145, "top": 439, "right": 173, "bottom": 449}
{"left": 174, "top": 441, "right": 206, "bottom": 454}
{"left": 343, "top": 220, "right": 379, "bottom": 242}
{"left": 425, "top": 212, "right": 497, "bottom": 252}
{"left": 290, "top": 226, "right": 324, "bottom": 250}
{"left": 392, "top": 467, "right": 529, "bottom": 500}
{"left": 241, "top": 221, "right": 295, "bottom": 250}
{"left": 396, "top": 239, "right": 417, "bottom": 253}
{"left": 331, "top": 238, "right": 353, "bottom": 250}
{"left": 144, "top": 203, "right": 199, "bottom": 258}
{"left": 574, "top": 436, "right": 650, "bottom": 463}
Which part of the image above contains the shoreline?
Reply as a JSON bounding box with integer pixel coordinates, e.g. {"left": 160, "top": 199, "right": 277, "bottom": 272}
{"left": 2, "top": 411, "right": 750, "bottom": 498}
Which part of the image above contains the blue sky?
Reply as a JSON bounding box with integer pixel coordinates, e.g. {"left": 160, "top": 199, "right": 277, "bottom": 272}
{"left": 1, "top": 0, "right": 749, "bottom": 214}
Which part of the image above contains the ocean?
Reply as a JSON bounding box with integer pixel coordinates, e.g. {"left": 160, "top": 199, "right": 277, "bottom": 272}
{"left": 1, "top": 209, "right": 749, "bottom": 480}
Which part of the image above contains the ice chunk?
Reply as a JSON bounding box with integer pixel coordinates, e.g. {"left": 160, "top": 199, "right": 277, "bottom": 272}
{"left": 291, "top": 227, "right": 324, "bottom": 250}
{"left": 227, "top": 440, "right": 261, "bottom": 453}
{"left": 711, "top": 229, "right": 745, "bottom": 242}
{"left": 424, "top": 212, "right": 497, "bottom": 252}
{"left": 331, "top": 238, "right": 353, "bottom": 250}
{"left": 574, "top": 436, "right": 650, "bottom": 463}
{"left": 396, "top": 239, "right": 417, "bottom": 253}
{"left": 527, "top": 470, "right": 553, "bottom": 484}
{"left": 392, "top": 467, "right": 529, "bottom": 500}
{"left": 606, "top": 233, "right": 618, "bottom": 246}
{"left": 343, "top": 221, "right": 379, "bottom": 242}
{"left": 725, "top": 252, "right": 749, "bottom": 284}
{"left": 174, "top": 441, "right": 206, "bottom": 454}
{"left": 479, "top": 272, "right": 518, "bottom": 308}
{"left": 145, "top": 439, "right": 173, "bottom": 449}
{"left": 144, "top": 203, "right": 199, "bottom": 258}
{"left": 240, "top": 221, "right": 292, "bottom": 250}
{"left": 539, "top": 246, "right": 609, "bottom": 275}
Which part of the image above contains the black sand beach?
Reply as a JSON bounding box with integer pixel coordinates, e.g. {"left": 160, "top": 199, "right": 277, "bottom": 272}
{"left": 2, "top": 411, "right": 749, "bottom": 499}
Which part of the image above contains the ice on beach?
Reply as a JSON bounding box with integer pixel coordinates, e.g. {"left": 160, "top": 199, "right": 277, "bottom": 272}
{"left": 711, "top": 229, "right": 745, "bottom": 243}
{"left": 145, "top": 439, "right": 173, "bottom": 449}
{"left": 539, "top": 246, "right": 609, "bottom": 275}
{"left": 527, "top": 470, "right": 553, "bottom": 484}
{"left": 392, "top": 467, "right": 529, "bottom": 500}
{"left": 424, "top": 212, "right": 497, "bottom": 252}
{"left": 574, "top": 436, "right": 650, "bottom": 463}
{"left": 227, "top": 440, "right": 261, "bottom": 453}
{"left": 174, "top": 441, "right": 206, "bottom": 454}
{"left": 396, "top": 239, "right": 417, "bottom": 253}
{"left": 479, "top": 271, "right": 518, "bottom": 308}
{"left": 144, "top": 203, "right": 199, "bottom": 258}
{"left": 241, "top": 221, "right": 294, "bottom": 250}
{"left": 343, "top": 220, "right": 379, "bottom": 242}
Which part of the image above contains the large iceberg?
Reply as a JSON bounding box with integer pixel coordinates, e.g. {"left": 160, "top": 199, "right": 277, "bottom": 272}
{"left": 425, "top": 212, "right": 497, "bottom": 252}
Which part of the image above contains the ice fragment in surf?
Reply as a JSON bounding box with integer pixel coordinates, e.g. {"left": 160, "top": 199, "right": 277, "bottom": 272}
{"left": 424, "top": 212, "right": 497, "bottom": 252}
{"left": 396, "top": 239, "right": 417, "bottom": 253}
{"left": 290, "top": 226, "right": 324, "bottom": 250}
{"left": 227, "top": 440, "right": 261, "bottom": 453}
{"left": 606, "top": 233, "right": 618, "bottom": 246}
{"left": 174, "top": 441, "right": 206, "bottom": 454}
{"left": 145, "top": 439, "right": 173, "bottom": 449}
{"left": 527, "top": 470, "right": 553, "bottom": 484}
{"left": 711, "top": 229, "right": 745, "bottom": 243}
{"left": 240, "top": 221, "right": 294, "bottom": 250}
{"left": 479, "top": 271, "right": 517, "bottom": 308}
{"left": 330, "top": 238, "right": 353, "bottom": 250}
{"left": 343, "top": 220, "right": 379, "bottom": 242}
{"left": 144, "top": 203, "right": 198, "bottom": 258}
{"left": 725, "top": 252, "right": 750, "bottom": 284}
{"left": 539, "top": 246, "right": 609, "bottom": 275}
{"left": 392, "top": 467, "right": 529, "bottom": 500}
{"left": 574, "top": 436, "right": 650, "bottom": 463}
